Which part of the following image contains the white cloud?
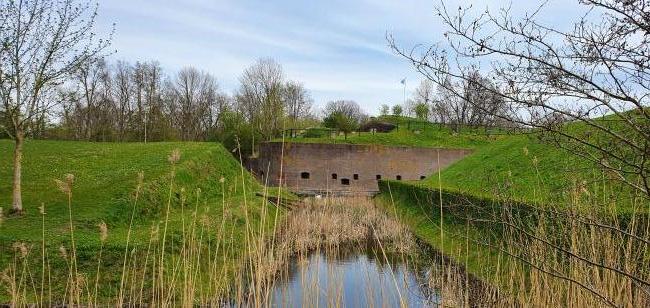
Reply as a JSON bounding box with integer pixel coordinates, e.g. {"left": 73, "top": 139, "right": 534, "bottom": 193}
{"left": 96, "top": 0, "right": 587, "bottom": 114}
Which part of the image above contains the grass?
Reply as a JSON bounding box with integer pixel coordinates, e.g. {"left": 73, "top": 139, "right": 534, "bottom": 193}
{"left": 0, "top": 140, "right": 265, "bottom": 244}
{"left": 0, "top": 139, "right": 281, "bottom": 302}
{"left": 421, "top": 135, "right": 581, "bottom": 203}
{"left": 284, "top": 116, "right": 641, "bottom": 212}
{"left": 0, "top": 140, "right": 483, "bottom": 306}
{"left": 375, "top": 182, "right": 509, "bottom": 285}
{"left": 0, "top": 138, "right": 647, "bottom": 306}
{"left": 377, "top": 177, "right": 650, "bottom": 306}
{"left": 277, "top": 115, "right": 648, "bottom": 306}
{"left": 278, "top": 118, "right": 503, "bottom": 149}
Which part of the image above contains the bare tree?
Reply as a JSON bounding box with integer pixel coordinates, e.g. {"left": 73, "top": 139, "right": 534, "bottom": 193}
{"left": 142, "top": 62, "right": 164, "bottom": 141}
{"left": 379, "top": 104, "right": 390, "bottom": 116}
{"left": 431, "top": 71, "right": 508, "bottom": 131}
{"left": 414, "top": 79, "right": 435, "bottom": 105}
{"left": 236, "top": 58, "right": 285, "bottom": 150}
{"left": 283, "top": 80, "right": 312, "bottom": 126}
{"left": 167, "top": 67, "right": 221, "bottom": 141}
{"left": 206, "top": 92, "right": 230, "bottom": 138}
{"left": 413, "top": 79, "right": 435, "bottom": 120}
{"left": 0, "top": 0, "right": 112, "bottom": 213}
{"left": 403, "top": 98, "right": 417, "bottom": 117}
{"left": 130, "top": 61, "right": 165, "bottom": 142}
{"left": 113, "top": 61, "right": 133, "bottom": 141}
{"left": 389, "top": 0, "right": 650, "bottom": 196}
{"left": 56, "top": 60, "right": 230, "bottom": 143}
{"left": 323, "top": 100, "right": 367, "bottom": 123}
{"left": 132, "top": 62, "right": 147, "bottom": 141}
{"left": 74, "top": 58, "right": 108, "bottom": 140}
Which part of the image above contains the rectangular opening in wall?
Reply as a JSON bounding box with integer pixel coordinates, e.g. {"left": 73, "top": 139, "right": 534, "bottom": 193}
{"left": 332, "top": 173, "right": 337, "bottom": 179}
{"left": 376, "top": 174, "right": 381, "bottom": 180}
{"left": 420, "top": 176, "right": 426, "bottom": 180}
{"left": 301, "top": 172, "right": 310, "bottom": 179}
{"left": 341, "top": 178, "right": 350, "bottom": 185}
{"left": 396, "top": 175, "right": 402, "bottom": 180}
{"left": 353, "top": 174, "right": 359, "bottom": 180}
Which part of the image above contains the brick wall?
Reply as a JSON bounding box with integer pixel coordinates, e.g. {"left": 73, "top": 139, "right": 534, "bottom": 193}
{"left": 256, "top": 142, "right": 472, "bottom": 195}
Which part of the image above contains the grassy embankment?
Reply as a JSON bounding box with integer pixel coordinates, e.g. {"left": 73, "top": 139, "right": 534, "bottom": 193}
{"left": 286, "top": 115, "right": 648, "bottom": 303}
{"left": 0, "top": 140, "right": 283, "bottom": 303}
{"left": 366, "top": 117, "right": 648, "bottom": 306}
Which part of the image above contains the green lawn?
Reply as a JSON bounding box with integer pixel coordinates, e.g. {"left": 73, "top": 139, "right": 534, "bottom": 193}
{"left": 0, "top": 139, "right": 279, "bottom": 301}
{"left": 0, "top": 140, "right": 269, "bottom": 245}
{"left": 279, "top": 116, "right": 505, "bottom": 149}
{"left": 420, "top": 135, "right": 580, "bottom": 203}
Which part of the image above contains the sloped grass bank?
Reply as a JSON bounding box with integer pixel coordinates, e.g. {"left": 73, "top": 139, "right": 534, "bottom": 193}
{"left": 0, "top": 141, "right": 261, "bottom": 244}
{"left": 420, "top": 135, "right": 578, "bottom": 203}
{"left": 377, "top": 180, "right": 650, "bottom": 306}
{"left": 0, "top": 140, "right": 281, "bottom": 303}
{"left": 376, "top": 181, "right": 513, "bottom": 284}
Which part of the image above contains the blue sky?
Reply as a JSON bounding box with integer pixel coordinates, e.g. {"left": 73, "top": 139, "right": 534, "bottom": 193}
{"left": 96, "top": 0, "right": 583, "bottom": 115}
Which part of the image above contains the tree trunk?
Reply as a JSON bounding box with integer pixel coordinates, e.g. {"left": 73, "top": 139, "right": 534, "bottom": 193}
{"left": 12, "top": 130, "right": 24, "bottom": 213}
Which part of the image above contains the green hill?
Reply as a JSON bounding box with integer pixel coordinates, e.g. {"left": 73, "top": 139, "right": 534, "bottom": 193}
{"left": 0, "top": 140, "right": 269, "bottom": 244}
{"left": 420, "top": 135, "right": 583, "bottom": 204}
{"left": 361, "top": 117, "right": 642, "bottom": 293}
{"left": 0, "top": 140, "right": 279, "bottom": 301}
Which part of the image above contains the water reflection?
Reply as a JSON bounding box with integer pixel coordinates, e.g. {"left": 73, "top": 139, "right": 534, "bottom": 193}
{"left": 269, "top": 247, "right": 440, "bottom": 307}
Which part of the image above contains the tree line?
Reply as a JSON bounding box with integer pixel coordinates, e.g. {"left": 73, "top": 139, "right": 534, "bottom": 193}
{"left": 378, "top": 72, "right": 511, "bottom": 131}
{"left": 4, "top": 57, "right": 317, "bottom": 154}
{"left": 0, "top": 0, "right": 317, "bottom": 213}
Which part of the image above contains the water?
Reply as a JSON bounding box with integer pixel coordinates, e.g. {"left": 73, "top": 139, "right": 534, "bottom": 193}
{"left": 269, "top": 248, "right": 441, "bottom": 307}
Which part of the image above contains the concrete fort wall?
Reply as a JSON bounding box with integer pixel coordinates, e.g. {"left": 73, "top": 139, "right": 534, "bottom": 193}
{"left": 256, "top": 142, "right": 472, "bottom": 195}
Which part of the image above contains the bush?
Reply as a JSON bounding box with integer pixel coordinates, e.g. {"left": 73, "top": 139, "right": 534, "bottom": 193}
{"left": 302, "top": 128, "right": 332, "bottom": 138}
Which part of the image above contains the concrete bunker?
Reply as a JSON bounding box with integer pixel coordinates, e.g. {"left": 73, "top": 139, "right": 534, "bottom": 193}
{"left": 255, "top": 142, "right": 472, "bottom": 195}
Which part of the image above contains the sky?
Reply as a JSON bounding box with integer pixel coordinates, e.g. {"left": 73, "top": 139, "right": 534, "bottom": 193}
{"left": 95, "top": 0, "right": 585, "bottom": 115}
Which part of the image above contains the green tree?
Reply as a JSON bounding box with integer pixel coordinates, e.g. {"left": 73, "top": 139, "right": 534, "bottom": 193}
{"left": 214, "top": 110, "right": 258, "bottom": 157}
{"left": 323, "top": 111, "right": 358, "bottom": 139}
{"left": 392, "top": 105, "right": 403, "bottom": 116}
{"left": 1, "top": 0, "right": 112, "bottom": 213}
{"left": 414, "top": 102, "right": 429, "bottom": 120}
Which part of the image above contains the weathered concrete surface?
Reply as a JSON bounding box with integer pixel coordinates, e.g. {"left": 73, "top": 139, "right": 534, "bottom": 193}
{"left": 255, "top": 142, "right": 472, "bottom": 195}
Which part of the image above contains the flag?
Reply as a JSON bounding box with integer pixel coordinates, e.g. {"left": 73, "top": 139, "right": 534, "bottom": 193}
{"left": 400, "top": 78, "right": 406, "bottom": 85}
